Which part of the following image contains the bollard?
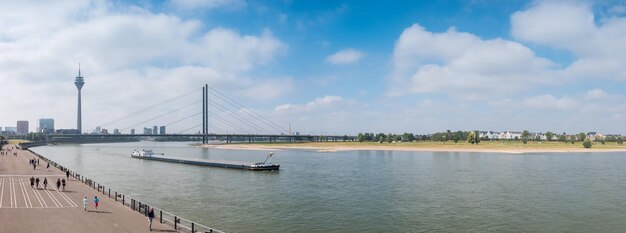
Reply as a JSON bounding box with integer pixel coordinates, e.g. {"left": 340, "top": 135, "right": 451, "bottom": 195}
{"left": 160, "top": 210, "right": 163, "bottom": 223}
{"left": 115, "top": 191, "right": 117, "bottom": 201}
{"left": 108, "top": 188, "right": 110, "bottom": 198}
{"left": 122, "top": 195, "right": 125, "bottom": 205}
{"left": 192, "top": 222, "right": 195, "bottom": 233}
{"left": 175, "top": 216, "right": 178, "bottom": 229}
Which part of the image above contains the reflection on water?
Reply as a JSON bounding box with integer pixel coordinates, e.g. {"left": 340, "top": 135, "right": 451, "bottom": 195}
{"left": 33, "top": 142, "right": 626, "bottom": 233}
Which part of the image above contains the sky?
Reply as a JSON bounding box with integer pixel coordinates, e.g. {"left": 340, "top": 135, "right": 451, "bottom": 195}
{"left": 0, "top": 0, "right": 625, "bottom": 135}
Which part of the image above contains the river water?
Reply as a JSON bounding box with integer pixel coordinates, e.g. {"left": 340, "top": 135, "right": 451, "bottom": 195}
{"left": 32, "top": 142, "right": 626, "bottom": 232}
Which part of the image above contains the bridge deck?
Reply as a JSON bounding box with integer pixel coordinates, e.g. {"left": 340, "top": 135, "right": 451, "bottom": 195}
{"left": 0, "top": 145, "right": 174, "bottom": 233}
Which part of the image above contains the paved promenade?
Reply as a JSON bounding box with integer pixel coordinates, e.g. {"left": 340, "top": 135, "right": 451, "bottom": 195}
{"left": 0, "top": 144, "right": 175, "bottom": 233}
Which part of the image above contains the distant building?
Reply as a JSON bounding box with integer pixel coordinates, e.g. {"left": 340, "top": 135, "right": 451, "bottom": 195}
{"left": 4, "top": 127, "right": 17, "bottom": 133}
{"left": 159, "top": 126, "right": 166, "bottom": 135}
{"left": 17, "top": 121, "right": 28, "bottom": 135}
{"left": 101, "top": 129, "right": 109, "bottom": 134}
{"left": 56, "top": 129, "right": 79, "bottom": 134}
{"left": 93, "top": 126, "right": 101, "bottom": 134}
{"left": 130, "top": 129, "right": 136, "bottom": 135}
{"left": 144, "top": 127, "right": 152, "bottom": 134}
{"left": 113, "top": 129, "right": 120, "bottom": 135}
{"left": 153, "top": 126, "right": 158, "bottom": 135}
{"left": 38, "top": 118, "right": 55, "bottom": 134}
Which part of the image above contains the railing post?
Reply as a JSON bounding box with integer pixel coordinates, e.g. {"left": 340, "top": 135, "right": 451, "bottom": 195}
{"left": 115, "top": 191, "right": 117, "bottom": 201}
{"left": 192, "top": 222, "right": 195, "bottom": 232}
{"left": 122, "top": 195, "right": 125, "bottom": 205}
{"left": 160, "top": 210, "right": 163, "bottom": 223}
{"left": 175, "top": 216, "right": 178, "bottom": 229}
{"left": 108, "top": 188, "right": 110, "bottom": 198}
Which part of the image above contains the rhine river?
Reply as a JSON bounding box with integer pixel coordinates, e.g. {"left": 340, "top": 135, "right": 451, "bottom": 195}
{"left": 33, "top": 142, "right": 626, "bottom": 232}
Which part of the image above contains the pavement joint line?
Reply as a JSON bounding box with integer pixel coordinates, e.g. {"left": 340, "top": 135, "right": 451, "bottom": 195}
{"left": 43, "top": 186, "right": 62, "bottom": 207}
{"left": 34, "top": 185, "right": 48, "bottom": 207}
{"left": 19, "top": 178, "right": 32, "bottom": 208}
{"left": 11, "top": 178, "right": 17, "bottom": 208}
{"left": 48, "top": 179, "right": 77, "bottom": 207}
{"left": 29, "top": 180, "right": 44, "bottom": 208}
{"left": 0, "top": 178, "right": 4, "bottom": 207}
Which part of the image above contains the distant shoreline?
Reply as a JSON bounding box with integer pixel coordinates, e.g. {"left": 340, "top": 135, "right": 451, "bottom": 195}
{"left": 209, "top": 142, "right": 626, "bottom": 154}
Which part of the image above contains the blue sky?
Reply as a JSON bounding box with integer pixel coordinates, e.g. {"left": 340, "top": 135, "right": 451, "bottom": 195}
{"left": 1, "top": 0, "right": 625, "bottom": 135}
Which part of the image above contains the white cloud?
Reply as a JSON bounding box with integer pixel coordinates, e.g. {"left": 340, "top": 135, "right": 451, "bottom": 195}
{"left": 325, "top": 48, "right": 364, "bottom": 65}
{"left": 275, "top": 95, "right": 346, "bottom": 113}
{"left": 168, "top": 0, "right": 246, "bottom": 10}
{"left": 585, "top": 89, "right": 608, "bottom": 100}
{"left": 0, "top": 1, "right": 285, "bottom": 133}
{"left": 387, "top": 24, "right": 555, "bottom": 97}
{"left": 523, "top": 95, "right": 578, "bottom": 110}
{"left": 511, "top": 1, "right": 626, "bottom": 80}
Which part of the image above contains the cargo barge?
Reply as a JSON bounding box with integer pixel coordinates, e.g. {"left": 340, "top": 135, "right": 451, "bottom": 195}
{"left": 131, "top": 149, "right": 279, "bottom": 171}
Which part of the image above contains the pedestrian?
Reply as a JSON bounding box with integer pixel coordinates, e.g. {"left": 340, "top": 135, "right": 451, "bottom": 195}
{"left": 83, "top": 197, "right": 88, "bottom": 211}
{"left": 43, "top": 177, "right": 48, "bottom": 190}
{"left": 66, "top": 170, "right": 70, "bottom": 179}
{"left": 35, "top": 177, "right": 40, "bottom": 188}
{"left": 33, "top": 163, "right": 36, "bottom": 170}
{"left": 148, "top": 208, "right": 155, "bottom": 231}
{"left": 30, "top": 177, "right": 34, "bottom": 188}
{"left": 93, "top": 196, "right": 99, "bottom": 211}
{"left": 47, "top": 163, "right": 50, "bottom": 169}
{"left": 56, "top": 178, "right": 61, "bottom": 190}
{"left": 37, "top": 158, "right": 39, "bottom": 165}
{"left": 62, "top": 179, "right": 66, "bottom": 191}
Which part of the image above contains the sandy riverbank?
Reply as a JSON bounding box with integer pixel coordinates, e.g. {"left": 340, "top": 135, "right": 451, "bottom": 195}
{"left": 210, "top": 142, "right": 626, "bottom": 154}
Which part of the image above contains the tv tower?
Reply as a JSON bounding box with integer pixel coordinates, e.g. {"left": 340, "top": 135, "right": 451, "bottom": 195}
{"left": 74, "top": 64, "right": 85, "bottom": 134}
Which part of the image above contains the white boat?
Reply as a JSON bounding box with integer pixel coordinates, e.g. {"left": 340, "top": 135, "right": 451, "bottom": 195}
{"left": 131, "top": 149, "right": 163, "bottom": 158}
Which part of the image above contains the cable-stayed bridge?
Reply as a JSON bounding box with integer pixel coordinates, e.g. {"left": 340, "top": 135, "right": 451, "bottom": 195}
{"left": 46, "top": 84, "right": 354, "bottom": 144}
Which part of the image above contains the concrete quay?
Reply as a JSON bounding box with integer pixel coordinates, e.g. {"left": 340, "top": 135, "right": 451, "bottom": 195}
{"left": 0, "top": 144, "right": 175, "bottom": 233}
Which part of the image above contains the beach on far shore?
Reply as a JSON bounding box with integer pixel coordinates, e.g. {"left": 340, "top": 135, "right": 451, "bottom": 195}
{"left": 209, "top": 141, "right": 626, "bottom": 154}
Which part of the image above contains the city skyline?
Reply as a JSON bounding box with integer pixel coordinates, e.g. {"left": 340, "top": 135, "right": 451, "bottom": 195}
{"left": 0, "top": 1, "right": 625, "bottom": 135}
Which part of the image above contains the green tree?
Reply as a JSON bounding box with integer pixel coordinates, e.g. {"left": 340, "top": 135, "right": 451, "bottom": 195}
{"left": 521, "top": 130, "right": 530, "bottom": 144}
{"left": 467, "top": 131, "right": 477, "bottom": 144}
{"left": 474, "top": 130, "right": 481, "bottom": 144}
{"left": 558, "top": 134, "right": 567, "bottom": 143}
{"left": 545, "top": 131, "right": 554, "bottom": 141}
{"left": 357, "top": 133, "right": 364, "bottom": 142}
{"left": 453, "top": 131, "right": 463, "bottom": 143}
{"left": 387, "top": 133, "right": 393, "bottom": 143}
{"left": 618, "top": 137, "right": 624, "bottom": 145}
{"left": 578, "top": 132, "right": 586, "bottom": 142}
{"left": 583, "top": 138, "right": 592, "bottom": 148}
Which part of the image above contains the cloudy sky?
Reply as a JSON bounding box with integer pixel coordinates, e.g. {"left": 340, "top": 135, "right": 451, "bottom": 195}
{"left": 0, "top": 0, "right": 625, "bottom": 135}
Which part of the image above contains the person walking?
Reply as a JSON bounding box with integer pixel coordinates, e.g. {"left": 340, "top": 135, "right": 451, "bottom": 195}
{"left": 83, "top": 197, "right": 88, "bottom": 211}
{"left": 35, "top": 177, "right": 40, "bottom": 189}
{"left": 47, "top": 163, "right": 50, "bottom": 169}
{"left": 61, "top": 179, "right": 66, "bottom": 191}
{"left": 43, "top": 177, "right": 48, "bottom": 190}
{"left": 66, "top": 170, "right": 70, "bottom": 180}
{"left": 93, "top": 196, "right": 99, "bottom": 211}
{"left": 33, "top": 163, "right": 36, "bottom": 170}
{"left": 30, "top": 177, "right": 34, "bottom": 188}
{"left": 148, "top": 208, "right": 155, "bottom": 231}
{"left": 56, "top": 178, "right": 61, "bottom": 190}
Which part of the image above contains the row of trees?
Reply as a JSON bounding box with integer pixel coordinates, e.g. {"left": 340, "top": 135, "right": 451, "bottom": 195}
{"left": 356, "top": 130, "right": 483, "bottom": 144}
{"left": 356, "top": 130, "right": 625, "bottom": 145}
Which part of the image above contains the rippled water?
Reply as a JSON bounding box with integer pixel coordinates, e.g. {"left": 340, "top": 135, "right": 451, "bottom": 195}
{"left": 32, "top": 142, "right": 626, "bottom": 232}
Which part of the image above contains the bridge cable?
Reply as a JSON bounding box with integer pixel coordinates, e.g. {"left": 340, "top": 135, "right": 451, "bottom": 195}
{"left": 209, "top": 111, "right": 250, "bottom": 134}
{"left": 208, "top": 99, "right": 272, "bottom": 134}
{"left": 99, "top": 88, "right": 201, "bottom": 128}
{"left": 208, "top": 88, "right": 289, "bottom": 134}
{"left": 121, "top": 100, "right": 201, "bottom": 131}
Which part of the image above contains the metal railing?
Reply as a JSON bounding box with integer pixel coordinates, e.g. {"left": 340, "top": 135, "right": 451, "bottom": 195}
{"left": 26, "top": 147, "right": 225, "bottom": 233}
